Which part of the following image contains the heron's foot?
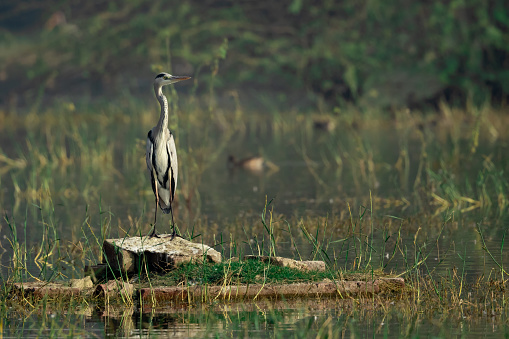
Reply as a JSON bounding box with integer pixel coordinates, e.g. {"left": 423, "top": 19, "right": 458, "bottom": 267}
{"left": 158, "top": 230, "right": 181, "bottom": 240}
{"left": 170, "top": 231, "right": 182, "bottom": 241}
{"left": 168, "top": 225, "right": 180, "bottom": 241}
{"left": 146, "top": 227, "right": 160, "bottom": 238}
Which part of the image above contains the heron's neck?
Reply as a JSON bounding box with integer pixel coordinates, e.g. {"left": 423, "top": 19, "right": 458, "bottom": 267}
{"left": 155, "top": 85, "right": 169, "bottom": 131}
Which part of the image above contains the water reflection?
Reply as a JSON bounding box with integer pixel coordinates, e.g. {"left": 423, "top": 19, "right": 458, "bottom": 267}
{"left": 3, "top": 299, "right": 508, "bottom": 338}
{"left": 97, "top": 300, "right": 509, "bottom": 338}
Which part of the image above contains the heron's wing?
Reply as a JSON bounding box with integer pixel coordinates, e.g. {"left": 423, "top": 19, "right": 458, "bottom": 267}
{"left": 167, "top": 132, "right": 178, "bottom": 201}
{"left": 146, "top": 130, "right": 159, "bottom": 198}
{"left": 146, "top": 130, "right": 154, "bottom": 172}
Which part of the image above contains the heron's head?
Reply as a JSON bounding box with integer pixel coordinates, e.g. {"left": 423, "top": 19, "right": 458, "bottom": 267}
{"left": 154, "top": 72, "right": 191, "bottom": 86}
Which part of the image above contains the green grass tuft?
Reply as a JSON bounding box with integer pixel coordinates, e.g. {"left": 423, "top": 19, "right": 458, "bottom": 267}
{"left": 140, "top": 260, "right": 335, "bottom": 288}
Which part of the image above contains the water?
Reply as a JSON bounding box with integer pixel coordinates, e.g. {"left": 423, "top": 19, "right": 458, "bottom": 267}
{"left": 5, "top": 301, "right": 508, "bottom": 338}
{"left": 1, "top": 106, "right": 508, "bottom": 337}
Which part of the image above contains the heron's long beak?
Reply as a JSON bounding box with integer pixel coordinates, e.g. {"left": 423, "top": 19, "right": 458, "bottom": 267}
{"left": 170, "top": 75, "right": 191, "bottom": 83}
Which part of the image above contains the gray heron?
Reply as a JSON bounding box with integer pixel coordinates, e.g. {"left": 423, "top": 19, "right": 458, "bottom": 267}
{"left": 146, "top": 72, "right": 191, "bottom": 238}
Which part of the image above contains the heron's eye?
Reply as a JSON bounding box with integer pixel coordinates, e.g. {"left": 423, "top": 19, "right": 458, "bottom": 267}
{"left": 164, "top": 76, "right": 169, "bottom": 80}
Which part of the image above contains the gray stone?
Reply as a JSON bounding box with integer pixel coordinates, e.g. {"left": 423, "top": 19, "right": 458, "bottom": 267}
{"left": 103, "top": 236, "right": 222, "bottom": 274}
{"left": 244, "top": 255, "right": 326, "bottom": 272}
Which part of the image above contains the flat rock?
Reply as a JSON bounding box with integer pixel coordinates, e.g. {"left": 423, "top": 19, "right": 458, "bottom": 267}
{"left": 244, "top": 255, "right": 326, "bottom": 272}
{"left": 11, "top": 277, "right": 405, "bottom": 301}
{"left": 12, "top": 281, "right": 92, "bottom": 298}
{"left": 139, "top": 280, "right": 383, "bottom": 302}
{"left": 103, "top": 236, "right": 221, "bottom": 274}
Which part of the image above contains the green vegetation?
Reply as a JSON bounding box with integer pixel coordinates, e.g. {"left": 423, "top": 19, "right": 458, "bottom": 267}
{"left": 141, "top": 259, "right": 333, "bottom": 287}
{"left": 1, "top": 1, "right": 508, "bottom": 110}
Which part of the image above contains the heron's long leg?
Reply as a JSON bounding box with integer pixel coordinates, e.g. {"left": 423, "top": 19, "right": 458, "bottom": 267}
{"left": 148, "top": 170, "right": 159, "bottom": 238}
{"left": 154, "top": 181, "right": 158, "bottom": 226}
{"left": 170, "top": 204, "right": 176, "bottom": 240}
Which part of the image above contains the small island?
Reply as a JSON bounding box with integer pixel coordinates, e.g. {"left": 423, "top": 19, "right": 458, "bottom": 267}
{"left": 12, "top": 236, "right": 405, "bottom": 304}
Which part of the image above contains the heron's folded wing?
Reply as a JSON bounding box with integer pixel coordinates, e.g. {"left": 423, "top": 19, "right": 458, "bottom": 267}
{"left": 167, "top": 132, "right": 178, "bottom": 200}
{"left": 146, "top": 130, "right": 154, "bottom": 172}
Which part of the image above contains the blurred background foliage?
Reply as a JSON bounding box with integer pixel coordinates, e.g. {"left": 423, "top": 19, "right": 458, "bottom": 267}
{"left": 0, "top": 0, "right": 508, "bottom": 111}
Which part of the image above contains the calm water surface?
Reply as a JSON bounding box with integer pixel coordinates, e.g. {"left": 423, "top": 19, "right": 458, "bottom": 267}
{"left": 5, "top": 302, "right": 509, "bottom": 338}
{"left": 1, "top": 107, "right": 508, "bottom": 337}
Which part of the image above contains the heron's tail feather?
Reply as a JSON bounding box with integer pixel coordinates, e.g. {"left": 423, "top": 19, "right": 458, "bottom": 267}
{"left": 158, "top": 200, "right": 173, "bottom": 214}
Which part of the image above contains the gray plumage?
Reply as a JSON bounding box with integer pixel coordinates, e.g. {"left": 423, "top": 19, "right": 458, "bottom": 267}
{"left": 146, "top": 72, "right": 191, "bottom": 238}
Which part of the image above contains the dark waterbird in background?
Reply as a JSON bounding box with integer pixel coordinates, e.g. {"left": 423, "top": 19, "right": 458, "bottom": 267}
{"left": 146, "top": 73, "right": 191, "bottom": 238}
{"left": 313, "top": 118, "right": 336, "bottom": 132}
